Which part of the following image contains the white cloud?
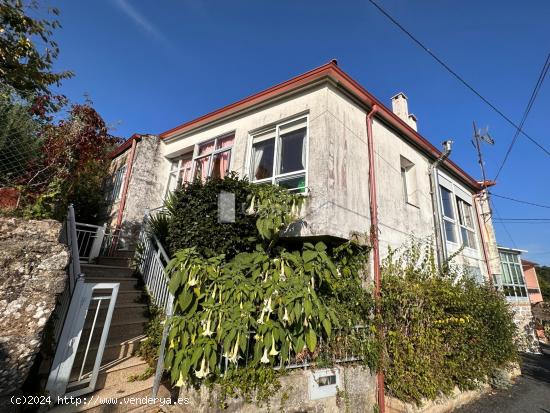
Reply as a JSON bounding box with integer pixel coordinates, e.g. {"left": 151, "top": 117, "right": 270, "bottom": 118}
{"left": 114, "top": 0, "right": 171, "bottom": 46}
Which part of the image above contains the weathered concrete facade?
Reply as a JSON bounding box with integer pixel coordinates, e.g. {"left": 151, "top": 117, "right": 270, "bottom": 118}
{"left": 107, "top": 62, "right": 491, "bottom": 276}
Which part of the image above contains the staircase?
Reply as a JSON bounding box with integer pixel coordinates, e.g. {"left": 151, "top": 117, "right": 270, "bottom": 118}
{"left": 51, "top": 250, "right": 171, "bottom": 413}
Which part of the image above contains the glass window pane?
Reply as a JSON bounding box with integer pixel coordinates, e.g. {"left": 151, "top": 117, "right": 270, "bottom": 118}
{"left": 440, "top": 186, "right": 455, "bottom": 219}
{"left": 216, "top": 135, "right": 234, "bottom": 149}
{"left": 179, "top": 158, "right": 193, "bottom": 184}
{"left": 251, "top": 138, "right": 275, "bottom": 180}
{"left": 277, "top": 174, "right": 306, "bottom": 193}
{"left": 444, "top": 220, "right": 457, "bottom": 243}
{"left": 279, "top": 127, "right": 306, "bottom": 174}
{"left": 194, "top": 156, "right": 210, "bottom": 181}
{"left": 210, "top": 151, "right": 231, "bottom": 179}
{"left": 502, "top": 263, "right": 512, "bottom": 284}
{"left": 198, "top": 140, "right": 216, "bottom": 156}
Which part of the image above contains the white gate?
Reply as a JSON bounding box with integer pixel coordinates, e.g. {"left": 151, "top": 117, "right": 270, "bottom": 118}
{"left": 46, "top": 280, "right": 119, "bottom": 399}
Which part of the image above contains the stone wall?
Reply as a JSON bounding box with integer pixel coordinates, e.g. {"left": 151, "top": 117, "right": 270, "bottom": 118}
{"left": 0, "top": 218, "right": 68, "bottom": 398}
{"left": 510, "top": 301, "right": 540, "bottom": 353}
{"left": 176, "top": 366, "right": 376, "bottom": 413}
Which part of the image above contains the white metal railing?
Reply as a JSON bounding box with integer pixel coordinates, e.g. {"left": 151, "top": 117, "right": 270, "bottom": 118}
{"left": 75, "top": 222, "right": 121, "bottom": 262}
{"left": 137, "top": 210, "right": 173, "bottom": 313}
{"left": 52, "top": 205, "right": 85, "bottom": 347}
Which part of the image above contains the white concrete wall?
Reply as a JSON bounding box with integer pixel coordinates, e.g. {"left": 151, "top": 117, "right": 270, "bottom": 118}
{"left": 128, "top": 81, "right": 487, "bottom": 275}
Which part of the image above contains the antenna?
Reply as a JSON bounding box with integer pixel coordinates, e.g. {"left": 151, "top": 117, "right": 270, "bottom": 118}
{"left": 472, "top": 121, "right": 495, "bottom": 190}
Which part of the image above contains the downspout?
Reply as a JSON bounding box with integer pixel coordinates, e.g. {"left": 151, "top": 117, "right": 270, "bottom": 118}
{"left": 114, "top": 137, "right": 139, "bottom": 247}
{"left": 473, "top": 191, "right": 493, "bottom": 285}
{"left": 428, "top": 140, "right": 453, "bottom": 270}
{"left": 366, "top": 105, "right": 385, "bottom": 413}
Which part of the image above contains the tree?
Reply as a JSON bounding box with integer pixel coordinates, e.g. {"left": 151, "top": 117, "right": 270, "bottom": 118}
{"left": 536, "top": 266, "right": 550, "bottom": 301}
{"left": 0, "top": 88, "right": 40, "bottom": 186}
{"left": 24, "top": 103, "right": 121, "bottom": 222}
{"left": 0, "top": 0, "right": 73, "bottom": 109}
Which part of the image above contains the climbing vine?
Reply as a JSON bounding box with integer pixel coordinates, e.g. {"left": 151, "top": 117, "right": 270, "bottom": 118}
{"left": 159, "top": 175, "right": 374, "bottom": 404}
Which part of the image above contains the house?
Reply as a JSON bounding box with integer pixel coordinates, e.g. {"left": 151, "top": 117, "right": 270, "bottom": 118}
{"left": 106, "top": 61, "right": 501, "bottom": 283}
{"left": 522, "top": 259, "right": 544, "bottom": 304}
{"left": 497, "top": 246, "right": 540, "bottom": 352}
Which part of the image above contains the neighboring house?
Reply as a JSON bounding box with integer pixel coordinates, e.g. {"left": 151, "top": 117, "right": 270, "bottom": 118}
{"left": 107, "top": 61, "right": 500, "bottom": 281}
{"left": 497, "top": 246, "right": 540, "bottom": 352}
{"left": 522, "top": 259, "right": 544, "bottom": 304}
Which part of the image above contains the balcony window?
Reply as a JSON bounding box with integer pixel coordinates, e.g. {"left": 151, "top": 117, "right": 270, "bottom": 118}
{"left": 457, "top": 198, "right": 477, "bottom": 249}
{"left": 250, "top": 116, "right": 307, "bottom": 193}
{"left": 440, "top": 186, "right": 457, "bottom": 243}
{"left": 499, "top": 251, "right": 528, "bottom": 299}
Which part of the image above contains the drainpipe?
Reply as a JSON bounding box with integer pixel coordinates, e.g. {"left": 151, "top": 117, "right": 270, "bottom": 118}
{"left": 473, "top": 191, "right": 493, "bottom": 285}
{"left": 366, "top": 105, "right": 385, "bottom": 413}
{"left": 113, "top": 136, "right": 139, "bottom": 249}
{"left": 428, "top": 140, "right": 453, "bottom": 270}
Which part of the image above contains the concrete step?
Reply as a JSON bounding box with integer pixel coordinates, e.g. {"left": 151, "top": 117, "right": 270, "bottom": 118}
{"left": 82, "top": 264, "right": 135, "bottom": 278}
{"left": 70, "top": 353, "right": 148, "bottom": 388}
{"left": 84, "top": 276, "right": 141, "bottom": 290}
{"left": 115, "top": 290, "right": 147, "bottom": 305}
{"left": 80, "top": 316, "right": 149, "bottom": 347}
{"left": 82, "top": 303, "right": 149, "bottom": 328}
{"left": 113, "top": 250, "right": 136, "bottom": 259}
{"left": 96, "top": 256, "right": 134, "bottom": 268}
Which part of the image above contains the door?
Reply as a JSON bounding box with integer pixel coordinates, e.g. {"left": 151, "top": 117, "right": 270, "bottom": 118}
{"left": 46, "top": 280, "right": 119, "bottom": 398}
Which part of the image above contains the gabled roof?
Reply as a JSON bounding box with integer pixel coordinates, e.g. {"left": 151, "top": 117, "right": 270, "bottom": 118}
{"left": 158, "top": 61, "right": 482, "bottom": 191}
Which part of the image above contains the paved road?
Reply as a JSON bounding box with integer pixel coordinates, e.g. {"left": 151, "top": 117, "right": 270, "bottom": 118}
{"left": 454, "top": 353, "right": 550, "bottom": 413}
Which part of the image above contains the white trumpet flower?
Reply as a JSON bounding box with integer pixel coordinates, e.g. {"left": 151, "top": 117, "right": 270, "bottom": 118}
{"left": 202, "top": 312, "right": 214, "bottom": 337}
{"left": 282, "top": 307, "right": 290, "bottom": 323}
{"left": 229, "top": 333, "right": 240, "bottom": 364}
{"left": 269, "top": 336, "right": 279, "bottom": 356}
{"left": 176, "top": 372, "right": 185, "bottom": 387}
{"left": 260, "top": 348, "right": 270, "bottom": 364}
{"left": 245, "top": 195, "right": 256, "bottom": 215}
{"left": 195, "top": 357, "right": 209, "bottom": 379}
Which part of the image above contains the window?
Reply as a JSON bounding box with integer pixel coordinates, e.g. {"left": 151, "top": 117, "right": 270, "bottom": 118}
{"left": 400, "top": 156, "right": 417, "bottom": 205}
{"left": 164, "top": 133, "right": 235, "bottom": 198}
{"left": 250, "top": 116, "right": 307, "bottom": 193}
{"left": 108, "top": 164, "right": 126, "bottom": 202}
{"left": 499, "top": 251, "right": 528, "bottom": 299}
{"left": 456, "top": 198, "right": 477, "bottom": 249}
{"left": 440, "top": 186, "right": 457, "bottom": 243}
{"left": 194, "top": 134, "right": 234, "bottom": 181}
{"left": 165, "top": 155, "right": 192, "bottom": 197}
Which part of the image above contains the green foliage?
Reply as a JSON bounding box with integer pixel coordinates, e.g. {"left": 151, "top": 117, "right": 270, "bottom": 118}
{"left": 0, "top": 91, "right": 40, "bottom": 186}
{"left": 159, "top": 174, "right": 375, "bottom": 404}
{"left": 381, "top": 241, "right": 518, "bottom": 405}
{"left": 137, "top": 303, "right": 165, "bottom": 368}
{"left": 166, "top": 172, "right": 304, "bottom": 258}
{"left": 536, "top": 266, "right": 550, "bottom": 301}
{"left": 147, "top": 211, "right": 171, "bottom": 251}
{"left": 0, "top": 0, "right": 73, "bottom": 103}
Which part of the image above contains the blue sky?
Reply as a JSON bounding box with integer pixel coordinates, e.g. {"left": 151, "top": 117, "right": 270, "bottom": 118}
{"left": 48, "top": 0, "right": 550, "bottom": 264}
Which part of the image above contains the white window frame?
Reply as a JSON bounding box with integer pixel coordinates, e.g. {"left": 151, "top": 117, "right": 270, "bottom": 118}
{"left": 164, "top": 154, "right": 193, "bottom": 199}
{"left": 438, "top": 174, "right": 480, "bottom": 256}
{"left": 163, "top": 131, "right": 235, "bottom": 198}
{"left": 191, "top": 132, "right": 235, "bottom": 180}
{"left": 248, "top": 115, "right": 309, "bottom": 194}
{"left": 108, "top": 164, "right": 126, "bottom": 202}
{"left": 498, "top": 251, "right": 528, "bottom": 300}
{"left": 456, "top": 197, "right": 477, "bottom": 250}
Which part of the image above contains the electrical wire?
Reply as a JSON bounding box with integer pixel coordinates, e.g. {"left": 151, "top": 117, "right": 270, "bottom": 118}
{"left": 366, "top": 0, "right": 550, "bottom": 157}
{"left": 490, "top": 199, "right": 518, "bottom": 248}
{"left": 489, "top": 192, "right": 550, "bottom": 210}
{"left": 494, "top": 54, "right": 550, "bottom": 180}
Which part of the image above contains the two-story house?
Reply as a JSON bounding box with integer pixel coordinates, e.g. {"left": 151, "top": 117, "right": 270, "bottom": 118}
{"left": 106, "top": 61, "right": 499, "bottom": 284}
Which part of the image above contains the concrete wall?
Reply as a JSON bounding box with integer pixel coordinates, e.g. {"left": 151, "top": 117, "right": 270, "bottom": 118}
{"left": 177, "top": 365, "right": 376, "bottom": 413}
{"left": 523, "top": 264, "right": 544, "bottom": 304}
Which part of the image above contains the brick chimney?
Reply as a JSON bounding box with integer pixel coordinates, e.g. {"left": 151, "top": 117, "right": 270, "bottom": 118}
{"left": 391, "top": 92, "right": 418, "bottom": 131}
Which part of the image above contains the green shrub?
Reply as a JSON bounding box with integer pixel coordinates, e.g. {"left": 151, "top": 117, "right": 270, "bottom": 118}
{"left": 381, "top": 241, "right": 518, "bottom": 404}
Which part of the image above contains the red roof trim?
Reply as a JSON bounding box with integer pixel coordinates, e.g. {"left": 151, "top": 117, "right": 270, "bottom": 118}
{"left": 158, "top": 61, "right": 481, "bottom": 190}
{"left": 109, "top": 133, "right": 142, "bottom": 159}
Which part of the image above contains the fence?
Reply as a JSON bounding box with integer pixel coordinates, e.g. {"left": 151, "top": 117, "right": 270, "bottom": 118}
{"left": 137, "top": 209, "right": 173, "bottom": 314}
{"left": 75, "top": 222, "right": 121, "bottom": 262}
{"left": 51, "top": 205, "right": 84, "bottom": 347}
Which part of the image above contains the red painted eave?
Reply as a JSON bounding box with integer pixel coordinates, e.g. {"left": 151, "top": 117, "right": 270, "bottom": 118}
{"left": 109, "top": 133, "right": 142, "bottom": 159}
{"left": 159, "top": 61, "right": 482, "bottom": 191}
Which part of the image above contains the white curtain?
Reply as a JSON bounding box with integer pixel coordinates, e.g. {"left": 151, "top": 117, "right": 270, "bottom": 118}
{"left": 252, "top": 144, "right": 264, "bottom": 180}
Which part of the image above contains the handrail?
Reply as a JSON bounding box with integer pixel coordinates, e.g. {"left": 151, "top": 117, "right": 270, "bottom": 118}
{"left": 67, "top": 205, "right": 83, "bottom": 291}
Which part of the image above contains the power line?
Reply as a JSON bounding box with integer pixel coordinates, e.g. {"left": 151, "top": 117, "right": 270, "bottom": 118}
{"left": 366, "top": 0, "right": 550, "bottom": 157}
{"left": 489, "top": 192, "right": 550, "bottom": 209}
{"left": 490, "top": 199, "right": 517, "bottom": 248}
{"left": 494, "top": 54, "right": 550, "bottom": 180}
